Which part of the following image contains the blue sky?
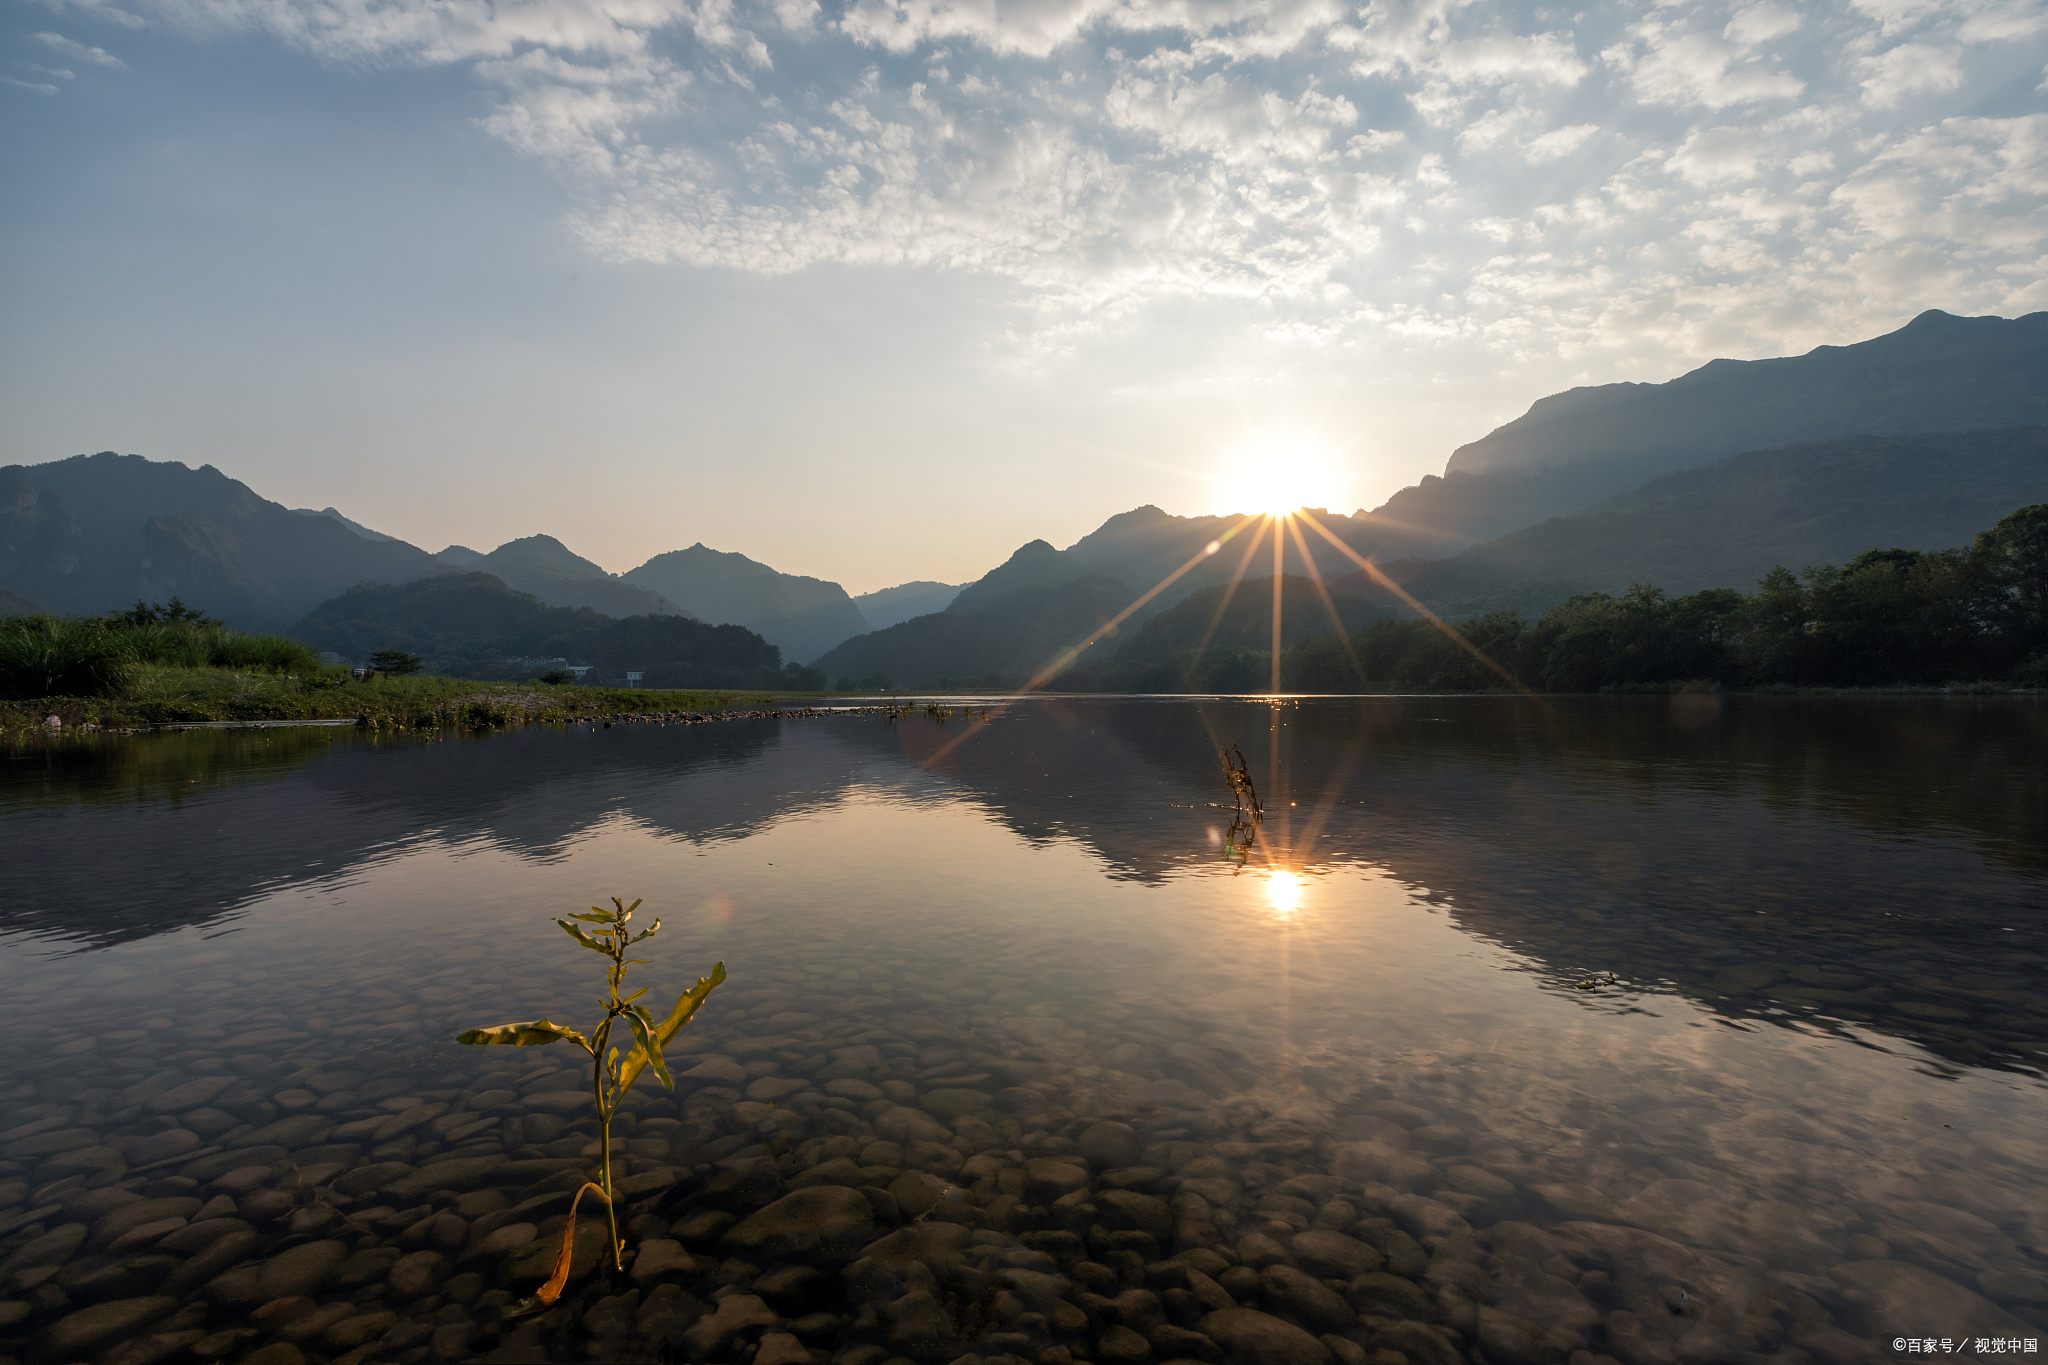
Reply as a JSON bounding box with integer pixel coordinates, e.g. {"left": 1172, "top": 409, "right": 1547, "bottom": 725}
{"left": 4, "top": 0, "right": 2045, "bottom": 592}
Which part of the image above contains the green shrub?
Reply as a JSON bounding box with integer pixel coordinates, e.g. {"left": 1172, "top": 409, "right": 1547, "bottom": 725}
{"left": 0, "top": 616, "right": 136, "bottom": 700}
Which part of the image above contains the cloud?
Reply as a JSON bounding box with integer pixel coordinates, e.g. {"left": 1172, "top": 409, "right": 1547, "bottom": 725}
{"left": 27, "top": 0, "right": 147, "bottom": 29}
{"left": 1524, "top": 122, "right": 1598, "bottom": 161}
{"left": 4, "top": 76, "right": 62, "bottom": 92}
{"left": 34, "top": 30, "right": 127, "bottom": 66}
{"left": 93, "top": 0, "right": 2048, "bottom": 370}
{"left": 1859, "top": 42, "right": 1963, "bottom": 106}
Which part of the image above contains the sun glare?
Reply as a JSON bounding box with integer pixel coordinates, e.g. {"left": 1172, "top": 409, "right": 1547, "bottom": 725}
{"left": 1264, "top": 869, "right": 1303, "bottom": 918}
{"left": 1227, "top": 434, "right": 1347, "bottom": 516}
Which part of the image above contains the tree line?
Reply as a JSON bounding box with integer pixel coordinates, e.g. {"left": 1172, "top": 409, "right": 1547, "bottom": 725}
{"left": 1279, "top": 505, "right": 2047, "bottom": 692}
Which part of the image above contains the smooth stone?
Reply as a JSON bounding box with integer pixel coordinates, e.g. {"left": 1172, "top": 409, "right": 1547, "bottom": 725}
{"left": 1828, "top": 1260, "right": 2031, "bottom": 1334}
{"left": 889, "top": 1171, "right": 955, "bottom": 1219}
{"left": 1408, "top": 1125, "right": 1466, "bottom": 1155}
{"left": 229, "top": 1116, "right": 332, "bottom": 1150}
{"left": 875, "top": 1107, "right": 952, "bottom": 1145}
{"left": 91, "top": 1197, "right": 202, "bottom": 1249}
{"left": 746, "top": 1077, "right": 809, "bottom": 1104}
{"left": 755, "top": 1331, "right": 812, "bottom": 1365}
{"left": 1475, "top": 1306, "right": 1576, "bottom": 1365}
{"left": 681, "top": 1293, "right": 778, "bottom": 1359}
{"left": 123, "top": 1130, "right": 202, "bottom": 1168}
{"left": 210, "top": 1166, "right": 275, "bottom": 1196}
{"left": 1260, "top": 1265, "right": 1354, "bottom": 1334}
{"left": 27, "top": 1296, "right": 176, "bottom": 1365}
{"left": 1345, "top": 1271, "right": 1433, "bottom": 1320}
{"left": 4, "top": 1128, "right": 100, "bottom": 1159}
{"left": 825, "top": 1079, "right": 884, "bottom": 1102}
{"left": 147, "top": 1077, "right": 236, "bottom": 1113}
{"left": 679, "top": 1057, "right": 748, "bottom": 1086}
{"left": 381, "top": 1154, "right": 507, "bottom": 1200}
{"left": 1386, "top": 1194, "right": 1470, "bottom": 1242}
{"left": 790, "top": 1158, "right": 867, "bottom": 1190}
{"left": 1025, "top": 1158, "right": 1090, "bottom": 1204}
{"left": 1079, "top": 1122, "right": 1144, "bottom": 1169}
{"left": 332, "top": 1161, "right": 413, "bottom": 1197}
{"left": 630, "top": 1238, "right": 694, "bottom": 1283}
{"left": 1374, "top": 1320, "right": 1463, "bottom": 1365}
{"left": 1291, "top": 1231, "right": 1382, "bottom": 1280}
{"left": 1099, "top": 1189, "right": 1174, "bottom": 1243}
{"left": 1198, "top": 1307, "right": 1334, "bottom": 1365}
{"left": 1330, "top": 1143, "right": 1432, "bottom": 1192}
{"left": 1235, "top": 1234, "right": 1293, "bottom": 1270}
{"left": 1096, "top": 1324, "right": 1153, "bottom": 1362}
{"left": 920, "top": 1089, "right": 994, "bottom": 1120}
{"left": 258, "top": 1240, "right": 349, "bottom": 1299}
{"left": 386, "top": 1250, "right": 445, "bottom": 1299}
{"left": 719, "top": 1186, "right": 877, "bottom": 1262}
{"left": 520, "top": 1090, "right": 590, "bottom": 1115}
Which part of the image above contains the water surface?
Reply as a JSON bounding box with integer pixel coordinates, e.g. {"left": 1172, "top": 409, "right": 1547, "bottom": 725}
{"left": 2, "top": 696, "right": 2043, "bottom": 1363}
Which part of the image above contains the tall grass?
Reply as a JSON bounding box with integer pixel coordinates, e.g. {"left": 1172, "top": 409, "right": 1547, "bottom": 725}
{"left": 0, "top": 617, "right": 136, "bottom": 700}
{"left": 122, "top": 620, "right": 319, "bottom": 672}
{"left": 0, "top": 614, "right": 319, "bottom": 700}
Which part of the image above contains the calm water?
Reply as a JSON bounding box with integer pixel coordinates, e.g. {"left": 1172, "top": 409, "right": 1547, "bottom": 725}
{"left": 2, "top": 696, "right": 2044, "bottom": 1364}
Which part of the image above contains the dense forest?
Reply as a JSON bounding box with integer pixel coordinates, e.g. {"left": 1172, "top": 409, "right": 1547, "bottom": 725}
{"left": 1280, "top": 505, "right": 2047, "bottom": 692}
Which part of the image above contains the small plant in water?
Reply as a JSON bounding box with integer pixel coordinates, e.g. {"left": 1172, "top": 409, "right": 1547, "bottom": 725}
{"left": 1220, "top": 743, "right": 1263, "bottom": 864}
{"left": 456, "top": 896, "right": 725, "bottom": 1310}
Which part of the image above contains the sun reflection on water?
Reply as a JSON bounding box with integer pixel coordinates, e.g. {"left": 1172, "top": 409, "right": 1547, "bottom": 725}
{"left": 1264, "top": 869, "right": 1303, "bottom": 918}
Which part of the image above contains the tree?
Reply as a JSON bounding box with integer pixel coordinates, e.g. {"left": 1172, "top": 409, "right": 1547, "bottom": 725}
{"left": 369, "top": 649, "right": 424, "bottom": 676}
{"left": 538, "top": 667, "right": 578, "bottom": 685}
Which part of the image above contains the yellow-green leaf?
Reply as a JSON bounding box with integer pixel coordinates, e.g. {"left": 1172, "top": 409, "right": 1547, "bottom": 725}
{"left": 617, "top": 961, "right": 726, "bottom": 1095}
{"left": 623, "top": 1005, "right": 673, "bottom": 1091}
{"left": 455, "top": 1018, "right": 587, "bottom": 1048}
{"left": 556, "top": 919, "right": 611, "bottom": 954}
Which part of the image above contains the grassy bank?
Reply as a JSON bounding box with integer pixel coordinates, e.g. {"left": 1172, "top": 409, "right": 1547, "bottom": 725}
{"left": 0, "top": 664, "right": 798, "bottom": 734}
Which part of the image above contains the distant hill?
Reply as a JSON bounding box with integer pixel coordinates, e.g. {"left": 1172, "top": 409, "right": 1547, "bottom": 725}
{"left": 1097, "top": 575, "right": 1396, "bottom": 691}
{"left": 434, "top": 545, "right": 485, "bottom": 566}
{"left": 0, "top": 453, "right": 449, "bottom": 630}
{"left": 1358, "top": 427, "right": 2048, "bottom": 615}
{"left": 624, "top": 545, "right": 868, "bottom": 663}
{"left": 290, "top": 506, "right": 400, "bottom": 542}
{"left": 289, "top": 572, "right": 816, "bottom": 688}
{"left": 812, "top": 576, "right": 1139, "bottom": 688}
{"left": 468, "top": 534, "right": 690, "bottom": 619}
{"left": 854, "top": 580, "right": 962, "bottom": 630}
{"left": 1452, "top": 310, "right": 2048, "bottom": 478}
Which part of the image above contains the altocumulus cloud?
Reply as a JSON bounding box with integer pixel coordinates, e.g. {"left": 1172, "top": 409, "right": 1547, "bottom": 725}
{"left": 100, "top": 0, "right": 2048, "bottom": 359}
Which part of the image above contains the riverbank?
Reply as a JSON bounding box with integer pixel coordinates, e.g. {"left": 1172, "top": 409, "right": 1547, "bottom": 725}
{"left": 0, "top": 666, "right": 817, "bottom": 736}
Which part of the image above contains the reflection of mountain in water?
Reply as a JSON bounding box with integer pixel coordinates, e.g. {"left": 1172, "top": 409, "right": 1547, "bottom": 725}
{"left": 1, "top": 719, "right": 908, "bottom": 947}
{"left": 6, "top": 698, "right": 2042, "bottom": 1077}
{"left": 853, "top": 696, "right": 2048, "bottom": 1077}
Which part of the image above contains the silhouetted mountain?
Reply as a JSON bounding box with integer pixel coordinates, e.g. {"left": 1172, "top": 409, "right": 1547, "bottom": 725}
{"left": 435, "top": 545, "right": 485, "bottom": 566}
{"left": 1360, "top": 427, "right": 2048, "bottom": 616}
{"left": 290, "top": 506, "right": 400, "bottom": 542}
{"left": 1097, "top": 575, "right": 1397, "bottom": 691}
{"left": 0, "top": 453, "right": 449, "bottom": 630}
{"left": 813, "top": 576, "right": 1138, "bottom": 688}
{"left": 288, "top": 572, "right": 811, "bottom": 687}
{"left": 854, "top": 580, "right": 962, "bottom": 630}
{"left": 470, "top": 534, "right": 690, "bottom": 619}
{"left": 624, "top": 544, "right": 868, "bottom": 663}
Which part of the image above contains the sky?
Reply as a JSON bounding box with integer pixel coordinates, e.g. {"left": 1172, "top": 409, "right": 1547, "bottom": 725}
{"left": 2, "top": 0, "right": 2045, "bottom": 593}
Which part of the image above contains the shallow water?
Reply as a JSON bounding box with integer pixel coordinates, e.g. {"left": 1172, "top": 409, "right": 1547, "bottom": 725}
{"left": 2, "top": 696, "right": 2044, "bottom": 1365}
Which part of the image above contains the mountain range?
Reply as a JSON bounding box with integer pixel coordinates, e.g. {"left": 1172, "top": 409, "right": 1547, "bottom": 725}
{"left": 5, "top": 308, "right": 2042, "bottom": 686}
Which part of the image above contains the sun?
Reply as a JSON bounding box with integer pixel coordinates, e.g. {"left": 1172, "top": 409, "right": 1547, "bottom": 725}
{"left": 1230, "top": 433, "right": 1346, "bottom": 516}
